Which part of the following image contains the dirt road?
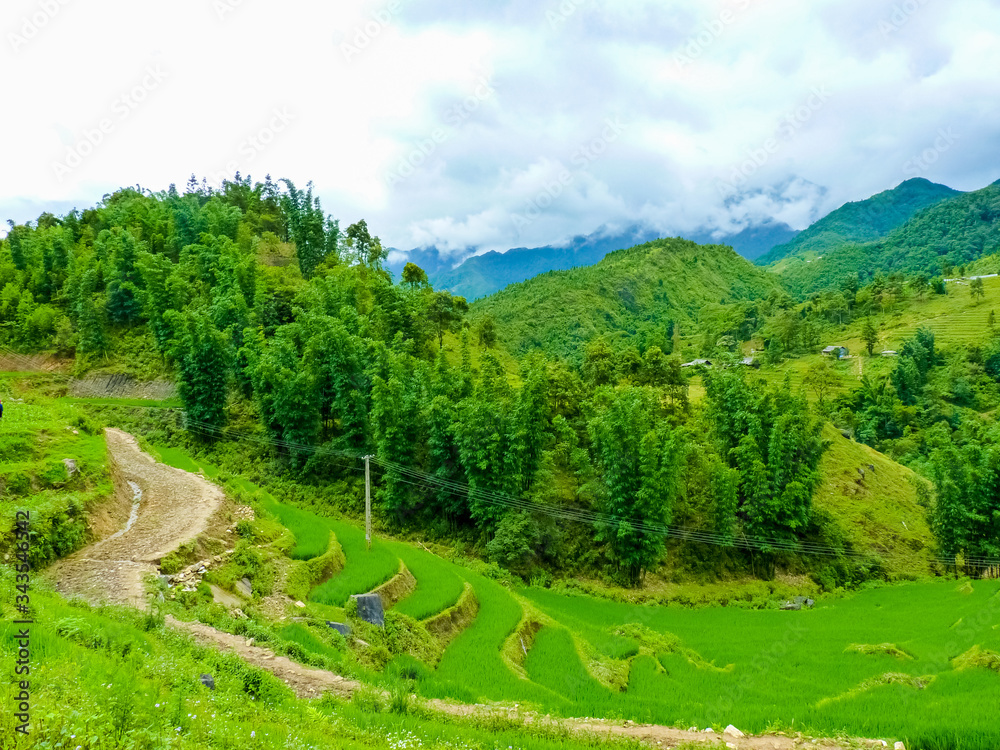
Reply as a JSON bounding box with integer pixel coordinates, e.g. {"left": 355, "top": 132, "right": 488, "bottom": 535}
{"left": 48, "top": 428, "right": 224, "bottom": 608}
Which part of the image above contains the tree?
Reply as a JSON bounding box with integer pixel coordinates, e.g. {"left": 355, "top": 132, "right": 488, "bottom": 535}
{"left": 167, "top": 310, "right": 231, "bottom": 431}
{"left": 478, "top": 315, "right": 498, "bottom": 349}
{"left": 803, "top": 359, "right": 838, "bottom": 407}
{"left": 582, "top": 338, "right": 616, "bottom": 386}
{"left": 401, "top": 262, "right": 428, "bottom": 288}
{"left": 971, "top": 277, "right": 985, "bottom": 304}
{"left": 862, "top": 317, "right": 879, "bottom": 355}
{"left": 427, "top": 291, "right": 469, "bottom": 348}
{"left": 588, "top": 387, "right": 687, "bottom": 585}
{"left": 909, "top": 274, "right": 929, "bottom": 301}
{"left": 345, "top": 219, "right": 388, "bottom": 271}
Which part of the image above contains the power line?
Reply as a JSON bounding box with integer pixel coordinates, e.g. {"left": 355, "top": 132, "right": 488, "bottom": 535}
{"left": 4, "top": 346, "right": 999, "bottom": 571}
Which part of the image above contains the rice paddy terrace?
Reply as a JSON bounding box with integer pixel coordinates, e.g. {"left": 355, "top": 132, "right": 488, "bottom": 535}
{"left": 142, "top": 447, "right": 1000, "bottom": 750}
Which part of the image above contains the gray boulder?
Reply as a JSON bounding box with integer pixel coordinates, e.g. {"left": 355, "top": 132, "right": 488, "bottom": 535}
{"left": 199, "top": 674, "right": 215, "bottom": 690}
{"left": 351, "top": 593, "right": 385, "bottom": 627}
{"left": 327, "top": 621, "right": 352, "bottom": 636}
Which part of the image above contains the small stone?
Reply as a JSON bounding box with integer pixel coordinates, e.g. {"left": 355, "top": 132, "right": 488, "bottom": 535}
{"left": 703, "top": 728, "right": 715, "bottom": 733}
{"left": 687, "top": 727, "right": 698, "bottom": 732}
{"left": 894, "top": 743, "right": 906, "bottom": 750}
{"left": 295, "top": 600, "right": 305, "bottom": 608}
{"left": 72, "top": 429, "right": 79, "bottom": 435}
{"left": 726, "top": 744, "right": 736, "bottom": 749}
{"left": 724, "top": 724, "right": 745, "bottom": 738}
{"left": 63, "top": 458, "right": 78, "bottom": 476}
{"left": 246, "top": 638, "right": 255, "bottom": 647}
{"left": 327, "top": 621, "right": 352, "bottom": 636}
{"left": 199, "top": 674, "right": 215, "bottom": 690}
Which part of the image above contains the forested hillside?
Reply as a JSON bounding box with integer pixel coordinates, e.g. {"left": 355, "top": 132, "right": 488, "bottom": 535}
{"left": 0, "top": 180, "right": 894, "bottom": 590}
{"left": 758, "top": 177, "right": 960, "bottom": 268}
{"left": 470, "top": 237, "right": 782, "bottom": 361}
{"left": 774, "top": 182, "right": 1000, "bottom": 295}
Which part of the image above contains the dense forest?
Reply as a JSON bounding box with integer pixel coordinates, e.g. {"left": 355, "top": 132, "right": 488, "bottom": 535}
{"left": 2, "top": 176, "right": 999, "bottom": 587}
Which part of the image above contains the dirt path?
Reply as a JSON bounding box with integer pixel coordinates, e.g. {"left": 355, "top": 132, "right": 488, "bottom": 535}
{"left": 48, "top": 428, "right": 224, "bottom": 608}
{"left": 166, "top": 615, "right": 360, "bottom": 699}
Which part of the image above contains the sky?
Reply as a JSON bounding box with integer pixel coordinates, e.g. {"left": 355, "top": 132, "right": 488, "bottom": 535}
{"left": 2, "top": 0, "right": 999, "bottom": 262}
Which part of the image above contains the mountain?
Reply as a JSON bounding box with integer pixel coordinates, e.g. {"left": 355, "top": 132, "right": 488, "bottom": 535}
{"left": 774, "top": 182, "right": 1000, "bottom": 295}
{"left": 756, "top": 178, "right": 961, "bottom": 268}
{"left": 390, "top": 221, "right": 797, "bottom": 301}
{"left": 471, "top": 236, "right": 782, "bottom": 361}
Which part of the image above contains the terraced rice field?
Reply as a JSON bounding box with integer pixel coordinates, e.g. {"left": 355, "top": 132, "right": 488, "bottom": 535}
{"left": 389, "top": 542, "right": 465, "bottom": 620}
{"left": 148, "top": 440, "right": 1000, "bottom": 749}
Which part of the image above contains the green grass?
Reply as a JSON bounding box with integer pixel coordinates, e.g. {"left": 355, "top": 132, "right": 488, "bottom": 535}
{"left": 277, "top": 622, "right": 345, "bottom": 662}
{"left": 0, "top": 571, "right": 640, "bottom": 750}
{"left": 524, "top": 627, "right": 614, "bottom": 704}
{"left": 389, "top": 542, "right": 465, "bottom": 620}
{"left": 0, "top": 380, "right": 112, "bottom": 566}
{"left": 62, "top": 397, "right": 182, "bottom": 409}
{"left": 149, "top": 445, "right": 399, "bottom": 598}
{"left": 258, "top": 496, "right": 332, "bottom": 561}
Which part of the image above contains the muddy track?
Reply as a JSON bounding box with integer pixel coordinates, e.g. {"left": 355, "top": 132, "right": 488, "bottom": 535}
{"left": 48, "top": 428, "right": 224, "bottom": 608}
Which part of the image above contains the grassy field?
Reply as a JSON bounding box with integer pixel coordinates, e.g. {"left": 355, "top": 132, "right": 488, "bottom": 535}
{"left": 0, "top": 376, "right": 112, "bottom": 566}
{"left": 18, "top": 390, "right": 998, "bottom": 748}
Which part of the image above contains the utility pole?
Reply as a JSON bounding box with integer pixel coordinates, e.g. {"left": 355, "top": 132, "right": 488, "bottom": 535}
{"left": 363, "top": 455, "right": 373, "bottom": 550}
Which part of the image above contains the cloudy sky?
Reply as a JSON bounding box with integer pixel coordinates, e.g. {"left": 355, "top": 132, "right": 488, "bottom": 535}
{"left": 3, "top": 0, "right": 999, "bottom": 260}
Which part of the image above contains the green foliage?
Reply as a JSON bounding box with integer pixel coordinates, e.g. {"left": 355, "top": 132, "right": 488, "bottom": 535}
{"left": 704, "top": 369, "right": 827, "bottom": 544}
{"left": 391, "top": 542, "right": 466, "bottom": 620}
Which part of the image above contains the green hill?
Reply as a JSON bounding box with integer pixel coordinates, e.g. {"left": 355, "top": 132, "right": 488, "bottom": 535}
{"left": 472, "top": 237, "right": 783, "bottom": 360}
{"left": 758, "top": 178, "right": 961, "bottom": 268}
{"left": 775, "top": 182, "right": 1000, "bottom": 295}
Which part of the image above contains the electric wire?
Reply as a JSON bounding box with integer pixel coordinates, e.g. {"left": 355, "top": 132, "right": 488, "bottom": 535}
{"left": 4, "top": 345, "right": 1000, "bottom": 571}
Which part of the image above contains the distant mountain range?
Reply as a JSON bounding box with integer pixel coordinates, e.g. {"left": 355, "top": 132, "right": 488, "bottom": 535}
{"left": 388, "top": 176, "right": 999, "bottom": 303}
{"left": 388, "top": 222, "right": 798, "bottom": 301}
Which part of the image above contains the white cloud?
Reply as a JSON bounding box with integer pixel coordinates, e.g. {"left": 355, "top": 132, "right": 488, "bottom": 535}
{"left": 1, "top": 0, "right": 998, "bottom": 258}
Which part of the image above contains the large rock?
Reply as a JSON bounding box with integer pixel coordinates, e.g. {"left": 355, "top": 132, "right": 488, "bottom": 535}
{"left": 723, "top": 725, "right": 744, "bottom": 737}
{"left": 199, "top": 674, "right": 215, "bottom": 690}
{"left": 352, "top": 593, "right": 385, "bottom": 627}
{"left": 236, "top": 577, "right": 252, "bottom": 597}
